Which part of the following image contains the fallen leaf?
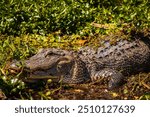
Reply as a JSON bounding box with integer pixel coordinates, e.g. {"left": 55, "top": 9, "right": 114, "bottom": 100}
{"left": 74, "top": 40, "right": 87, "bottom": 45}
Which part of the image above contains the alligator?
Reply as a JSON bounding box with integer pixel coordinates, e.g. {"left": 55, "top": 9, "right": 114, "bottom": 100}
{"left": 7, "top": 34, "right": 150, "bottom": 89}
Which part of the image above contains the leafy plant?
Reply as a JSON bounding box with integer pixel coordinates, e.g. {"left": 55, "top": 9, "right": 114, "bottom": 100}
{"left": 0, "top": 0, "right": 149, "bottom": 35}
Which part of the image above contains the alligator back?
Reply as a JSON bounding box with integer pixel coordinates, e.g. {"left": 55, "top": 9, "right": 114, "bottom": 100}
{"left": 79, "top": 39, "right": 150, "bottom": 76}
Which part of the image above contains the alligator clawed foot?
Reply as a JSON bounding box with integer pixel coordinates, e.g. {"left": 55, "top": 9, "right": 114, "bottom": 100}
{"left": 91, "top": 68, "right": 125, "bottom": 90}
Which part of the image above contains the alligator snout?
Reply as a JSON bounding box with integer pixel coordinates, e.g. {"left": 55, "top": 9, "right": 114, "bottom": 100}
{"left": 6, "top": 60, "right": 26, "bottom": 73}
{"left": 7, "top": 59, "right": 61, "bottom": 80}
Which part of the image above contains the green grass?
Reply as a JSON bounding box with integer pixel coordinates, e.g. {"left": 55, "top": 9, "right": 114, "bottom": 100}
{"left": 0, "top": 0, "right": 149, "bottom": 35}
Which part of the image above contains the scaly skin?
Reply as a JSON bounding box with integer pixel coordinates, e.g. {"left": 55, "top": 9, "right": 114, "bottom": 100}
{"left": 7, "top": 36, "right": 150, "bottom": 89}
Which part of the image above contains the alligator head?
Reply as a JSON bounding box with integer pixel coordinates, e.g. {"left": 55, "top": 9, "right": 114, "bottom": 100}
{"left": 7, "top": 48, "right": 90, "bottom": 83}
{"left": 7, "top": 48, "right": 72, "bottom": 82}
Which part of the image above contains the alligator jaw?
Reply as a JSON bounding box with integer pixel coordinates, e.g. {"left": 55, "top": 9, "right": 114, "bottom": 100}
{"left": 27, "top": 75, "right": 58, "bottom": 79}
{"left": 26, "top": 75, "right": 60, "bottom": 83}
{"left": 27, "top": 68, "right": 61, "bottom": 81}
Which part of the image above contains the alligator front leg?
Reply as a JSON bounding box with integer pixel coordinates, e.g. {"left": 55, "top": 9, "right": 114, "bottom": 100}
{"left": 91, "top": 68, "right": 125, "bottom": 89}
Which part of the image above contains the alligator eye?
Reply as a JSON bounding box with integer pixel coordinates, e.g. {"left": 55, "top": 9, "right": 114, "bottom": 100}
{"left": 45, "top": 52, "right": 54, "bottom": 57}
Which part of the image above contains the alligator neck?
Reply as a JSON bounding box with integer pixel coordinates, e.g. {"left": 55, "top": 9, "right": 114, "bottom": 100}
{"left": 62, "top": 56, "right": 90, "bottom": 83}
